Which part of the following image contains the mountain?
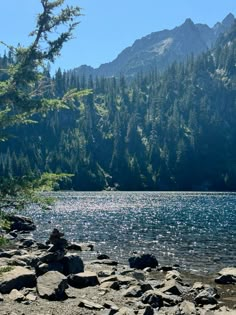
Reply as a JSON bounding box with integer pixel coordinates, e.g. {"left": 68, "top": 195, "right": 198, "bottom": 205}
{"left": 73, "top": 13, "right": 235, "bottom": 78}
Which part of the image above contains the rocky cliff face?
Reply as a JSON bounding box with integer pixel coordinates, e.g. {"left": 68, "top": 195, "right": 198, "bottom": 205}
{"left": 73, "top": 13, "right": 235, "bottom": 78}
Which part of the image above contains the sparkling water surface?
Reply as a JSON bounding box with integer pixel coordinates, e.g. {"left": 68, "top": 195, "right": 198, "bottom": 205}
{"left": 25, "top": 192, "right": 236, "bottom": 274}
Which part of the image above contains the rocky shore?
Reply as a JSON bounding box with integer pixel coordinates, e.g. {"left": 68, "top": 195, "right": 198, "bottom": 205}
{"left": 0, "top": 214, "right": 236, "bottom": 315}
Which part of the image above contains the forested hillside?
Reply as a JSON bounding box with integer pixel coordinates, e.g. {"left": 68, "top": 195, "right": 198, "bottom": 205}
{"left": 0, "top": 24, "right": 236, "bottom": 191}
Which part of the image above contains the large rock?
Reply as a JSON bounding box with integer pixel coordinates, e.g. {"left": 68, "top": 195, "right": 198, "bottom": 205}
{"left": 215, "top": 267, "right": 236, "bottom": 284}
{"left": 7, "top": 215, "right": 36, "bottom": 232}
{"left": 128, "top": 254, "right": 158, "bottom": 270}
{"left": 0, "top": 266, "right": 36, "bottom": 294}
{"left": 62, "top": 253, "right": 84, "bottom": 275}
{"left": 68, "top": 271, "right": 99, "bottom": 288}
{"left": 37, "top": 271, "right": 68, "bottom": 300}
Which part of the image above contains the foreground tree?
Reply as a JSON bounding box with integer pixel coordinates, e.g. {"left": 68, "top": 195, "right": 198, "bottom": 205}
{"left": 0, "top": 0, "right": 83, "bottom": 215}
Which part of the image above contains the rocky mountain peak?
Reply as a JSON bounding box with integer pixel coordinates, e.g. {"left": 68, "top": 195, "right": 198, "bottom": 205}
{"left": 222, "top": 13, "right": 235, "bottom": 27}
{"left": 73, "top": 13, "right": 235, "bottom": 78}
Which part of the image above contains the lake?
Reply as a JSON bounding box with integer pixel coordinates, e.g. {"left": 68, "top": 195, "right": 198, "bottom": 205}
{"left": 25, "top": 191, "right": 236, "bottom": 275}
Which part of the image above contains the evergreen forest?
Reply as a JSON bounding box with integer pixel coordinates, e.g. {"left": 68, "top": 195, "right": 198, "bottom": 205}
{"left": 1, "top": 23, "right": 236, "bottom": 192}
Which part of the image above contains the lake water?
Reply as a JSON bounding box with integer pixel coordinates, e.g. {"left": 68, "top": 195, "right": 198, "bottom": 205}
{"left": 26, "top": 191, "right": 236, "bottom": 275}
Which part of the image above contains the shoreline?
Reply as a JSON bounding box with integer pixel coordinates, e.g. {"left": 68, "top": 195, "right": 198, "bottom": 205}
{"left": 0, "top": 215, "right": 236, "bottom": 315}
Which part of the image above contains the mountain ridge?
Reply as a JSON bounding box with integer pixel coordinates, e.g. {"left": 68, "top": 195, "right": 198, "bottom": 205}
{"left": 72, "top": 13, "right": 235, "bottom": 78}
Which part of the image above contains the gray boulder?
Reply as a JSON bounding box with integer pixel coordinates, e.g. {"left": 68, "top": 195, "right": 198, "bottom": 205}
{"left": 37, "top": 271, "right": 68, "bottom": 300}
{"left": 7, "top": 215, "right": 36, "bottom": 232}
{"left": 62, "top": 253, "right": 84, "bottom": 275}
{"left": 0, "top": 266, "right": 36, "bottom": 294}
{"left": 68, "top": 271, "right": 99, "bottom": 288}
{"left": 128, "top": 254, "right": 158, "bottom": 270}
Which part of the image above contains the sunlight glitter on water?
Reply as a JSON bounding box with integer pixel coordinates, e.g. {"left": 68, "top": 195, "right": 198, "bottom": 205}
{"left": 25, "top": 191, "right": 236, "bottom": 275}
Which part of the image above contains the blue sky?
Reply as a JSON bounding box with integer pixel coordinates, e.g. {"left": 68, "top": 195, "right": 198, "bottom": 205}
{"left": 0, "top": 0, "right": 235, "bottom": 71}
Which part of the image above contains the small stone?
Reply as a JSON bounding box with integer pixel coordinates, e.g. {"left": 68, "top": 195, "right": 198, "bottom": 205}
{"left": 215, "top": 267, "right": 236, "bottom": 284}
{"left": 128, "top": 254, "right": 158, "bottom": 270}
{"left": 25, "top": 293, "right": 37, "bottom": 301}
{"left": 0, "top": 292, "right": 4, "bottom": 301}
{"left": 123, "top": 285, "right": 143, "bottom": 297}
{"left": 78, "top": 299, "right": 104, "bottom": 310}
{"left": 140, "top": 282, "right": 153, "bottom": 292}
{"left": 137, "top": 305, "right": 154, "bottom": 315}
{"left": 160, "top": 279, "right": 187, "bottom": 296}
{"left": 159, "top": 266, "right": 174, "bottom": 272}
{"left": 9, "top": 289, "right": 25, "bottom": 302}
{"left": 100, "top": 281, "right": 120, "bottom": 290}
{"left": 68, "top": 271, "right": 99, "bottom": 288}
{"left": 90, "top": 259, "right": 118, "bottom": 266}
{"left": 132, "top": 271, "right": 145, "bottom": 281}
{"left": 165, "top": 270, "right": 182, "bottom": 281}
{"left": 97, "top": 254, "right": 110, "bottom": 260}
{"left": 98, "top": 270, "right": 115, "bottom": 277}
{"left": 180, "top": 300, "right": 196, "bottom": 315}
{"left": 103, "top": 300, "right": 119, "bottom": 312}
{"left": 195, "top": 287, "right": 218, "bottom": 305}
{"left": 116, "top": 306, "right": 135, "bottom": 315}
{"left": 141, "top": 291, "right": 163, "bottom": 308}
